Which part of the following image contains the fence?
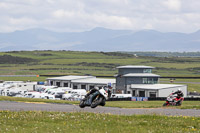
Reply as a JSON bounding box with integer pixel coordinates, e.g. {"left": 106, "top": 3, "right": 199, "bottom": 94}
{"left": 108, "top": 97, "right": 200, "bottom": 101}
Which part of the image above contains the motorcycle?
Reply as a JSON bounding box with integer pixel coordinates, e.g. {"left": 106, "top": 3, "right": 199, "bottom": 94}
{"left": 79, "top": 87, "right": 109, "bottom": 108}
{"left": 163, "top": 94, "right": 184, "bottom": 106}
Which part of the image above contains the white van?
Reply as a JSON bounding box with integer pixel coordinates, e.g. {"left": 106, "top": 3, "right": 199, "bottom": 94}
{"left": 111, "top": 94, "right": 132, "bottom": 98}
{"left": 62, "top": 89, "right": 87, "bottom": 100}
{"left": 24, "top": 92, "right": 41, "bottom": 98}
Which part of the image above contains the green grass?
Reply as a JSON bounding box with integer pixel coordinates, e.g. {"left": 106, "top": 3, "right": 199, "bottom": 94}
{"left": 0, "top": 111, "right": 199, "bottom": 133}
{"left": 1, "top": 50, "right": 200, "bottom": 76}
{"left": 160, "top": 78, "right": 200, "bottom": 93}
{"left": 0, "top": 96, "right": 79, "bottom": 105}
{"left": 0, "top": 76, "right": 47, "bottom": 82}
{"left": 1, "top": 96, "right": 200, "bottom": 109}
{"left": 106, "top": 101, "right": 200, "bottom": 109}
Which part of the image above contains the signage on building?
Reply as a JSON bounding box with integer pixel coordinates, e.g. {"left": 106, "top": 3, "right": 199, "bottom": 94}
{"left": 131, "top": 97, "right": 148, "bottom": 101}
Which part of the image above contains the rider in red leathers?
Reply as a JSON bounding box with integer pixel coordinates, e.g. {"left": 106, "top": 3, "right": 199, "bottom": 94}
{"left": 171, "top": 89, "right": 184, "bottom": 106}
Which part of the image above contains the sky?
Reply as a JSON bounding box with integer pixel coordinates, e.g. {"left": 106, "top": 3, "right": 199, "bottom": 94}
{"left": 0, "top": 0, "right": 200, "bottom": 33}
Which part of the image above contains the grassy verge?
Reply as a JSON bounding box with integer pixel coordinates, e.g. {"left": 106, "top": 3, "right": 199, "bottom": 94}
{"left": 106, "top": 101, "right": 200, "bottom": 109}
{"left": 0, "top": 96, "right": 79, "bottom": 105}
{"left": 0, "top": 76, "right": 47, "bottom": 82}
{"left": 0, "top": 111, "right": 199, "bottom": 133}
{"left": 1, "top": 96, "right": 200, "bottom": 109}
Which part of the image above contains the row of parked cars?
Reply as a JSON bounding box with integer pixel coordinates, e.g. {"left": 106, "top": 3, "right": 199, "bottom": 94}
{"left": 27, "top": 87, "right": 87, "bottom": 100}
{"left": 0, "top": 81, "right": 132, "bottom": 101}
{"left": 0, "top": 81, "right": 87, "bottom": 101}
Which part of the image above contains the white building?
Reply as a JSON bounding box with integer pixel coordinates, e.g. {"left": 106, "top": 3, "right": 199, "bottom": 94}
{"left": 47, "top": 76, "right": 95, "bottom": 87}
{"left": 46, "top": 75, "right": 116, "bottom": 91}
{"left": 71, "top": 78, "right": 115, "bottom": 91}
{"left": 129, "top": 84, "right": 187, "bottom": 97}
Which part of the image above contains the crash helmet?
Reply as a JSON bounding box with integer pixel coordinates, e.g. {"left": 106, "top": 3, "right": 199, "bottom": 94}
{"left": 103, "top": 87, "right": 109, "bottom": 92}
{"left": 94, "top": 86, "right": 99, "bottom": 90}
{"left": 178, "top": 88, "right": 182, "bottom": 92}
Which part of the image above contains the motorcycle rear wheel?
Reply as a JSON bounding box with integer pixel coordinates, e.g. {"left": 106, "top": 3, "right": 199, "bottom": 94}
{"left": 91, "top": 96, "right": 103, "bottom": 108}
{"left": 163, "top": 103, "right": 168, "bottom": 106}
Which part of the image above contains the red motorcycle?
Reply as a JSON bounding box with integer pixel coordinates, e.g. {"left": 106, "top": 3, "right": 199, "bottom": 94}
{"left": 163, "top": 94, "right": 184, "bottom": 106}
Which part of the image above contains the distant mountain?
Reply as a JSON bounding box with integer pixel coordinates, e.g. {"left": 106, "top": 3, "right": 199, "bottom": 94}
{"left": 0, "top": 27, "right": 200, "bottom": 52}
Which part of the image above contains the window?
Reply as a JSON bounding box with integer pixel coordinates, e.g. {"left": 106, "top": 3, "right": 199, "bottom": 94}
{"left": 50, "top": 81, "right": 53, "bottom": 86}
{"left": 143, "top": 78, "right": 148, "bottom": 84}
{"left": 139, "top": 91, "right": 145, "bottom": 97}
{"left": 73, "top": 85, "right": 77, "bottom": 89}
{"left": 149, "top": 92, "right": 156, "bottom": 98}
{"left": 56, "top": 82, "right": 60, "bottom": 87}
{"left": 64, "top": 83, "right": 68, "bottom": 87}
{"left": 127, "top": 91, "right": 130, "bottom": 94}
{"left": 143, "top": 69, "right": 152, "bottom": 73}
{"left": 81, "top": 85, "right": 86, "bottom": 89}
{"left": 132, "top": 90, "right": 135, "bottom": 96}
{"left": 143, "top": 78, "right": 157, "bottom": 84}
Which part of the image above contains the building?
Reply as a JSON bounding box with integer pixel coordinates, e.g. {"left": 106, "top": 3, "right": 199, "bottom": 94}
{"left": 115, "top": 65, "right": 187, "bottom": 97}
{"left": 47, "top": 76, "right": 95, "bottom": 88}
{"left": 46, "top": 65, "right": 187, "bottom": 97}
{"left": 115, "top": 65, "right": 160, "bottom": 93}
{"left": 130, "top": 84, "right": 187, "bottom": 97}
{"left": 47, "top": 75, "right": 115, "bottom": 91}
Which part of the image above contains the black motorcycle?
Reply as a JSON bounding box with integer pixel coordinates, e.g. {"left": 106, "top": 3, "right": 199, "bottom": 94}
{"left": 79, "top": 88, "right": 109, "bottom": 108}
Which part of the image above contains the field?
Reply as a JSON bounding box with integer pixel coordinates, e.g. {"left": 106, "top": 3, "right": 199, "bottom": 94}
{"left": 0, "top": 111, "right": 199, "bottom": 133}
{"left": 1, "top": 50, "right": 200, "bottom": 77}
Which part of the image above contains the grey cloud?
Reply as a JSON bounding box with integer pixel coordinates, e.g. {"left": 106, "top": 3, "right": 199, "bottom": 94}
{"left": 0, "top": 0, "right": 200, "bottom": 33}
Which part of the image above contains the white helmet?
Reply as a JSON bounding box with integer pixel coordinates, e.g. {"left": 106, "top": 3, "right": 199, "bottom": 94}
{"left": 178, "top": 88, "right": 182, "bottom": 91}
{"left": 94, "top": 86, "right": 99, "bottom": 90}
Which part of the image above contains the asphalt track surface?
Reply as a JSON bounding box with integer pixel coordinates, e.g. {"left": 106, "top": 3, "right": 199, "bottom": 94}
{"left": 0, "top": 101, "right": 200, "bottom": 117}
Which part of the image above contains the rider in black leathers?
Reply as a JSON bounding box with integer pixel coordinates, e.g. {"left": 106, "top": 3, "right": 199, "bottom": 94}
{"left": 84, "top": 87, "right": 111, "bottom": 105}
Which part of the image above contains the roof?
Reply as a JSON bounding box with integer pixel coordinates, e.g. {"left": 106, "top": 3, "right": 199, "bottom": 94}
{"left": 123, "top": 73, "right": 160, "bottom": 77}
{"left": 46, "top": 75, "right": 95, "bottom": 81}
{"left": 116, "top": 65, "right": 155, "bottom": 69}
{"left": 72, "top": 78, "right": 116, "bottom": 84}
{"left": 131, "top": 84, "right": 186, "bottom": 90}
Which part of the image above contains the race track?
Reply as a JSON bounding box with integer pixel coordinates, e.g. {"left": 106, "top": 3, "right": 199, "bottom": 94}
{"left": 0, "top": 101, "right": 200, "bottom": 117}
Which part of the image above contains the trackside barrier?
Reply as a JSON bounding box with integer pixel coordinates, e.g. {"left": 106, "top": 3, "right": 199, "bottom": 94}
{"left": 184, "top": 98, "right": 200, "bottom": 101}
{"left": 148, "top": 97, "right": 200, "bottom": 101}
{"left": 107, "top": 97, "right": 200, "bottom": 101}
{"left": 148, "top": 97, "right": 166, "bottom": 101}
{"left": 131, "top": 97, "right": 148, "bottom": 101}
{"left": 107, "top": 97, "right": 131, "bottom": 101}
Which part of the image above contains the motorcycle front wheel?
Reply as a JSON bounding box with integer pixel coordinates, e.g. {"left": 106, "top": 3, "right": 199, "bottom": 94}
{"left": 79, "top": 100, "right": 86, "bottom": 108}
{"left": 91, "top": 96, "right": 103, "bottom": 108}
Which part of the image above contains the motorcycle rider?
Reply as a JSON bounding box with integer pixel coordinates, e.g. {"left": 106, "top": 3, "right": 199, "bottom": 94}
{"left": 171, "top": 88, "right": 184, "bottom": 105}
{"left": 84, "top": 86, "right": 111, "bottom": 105}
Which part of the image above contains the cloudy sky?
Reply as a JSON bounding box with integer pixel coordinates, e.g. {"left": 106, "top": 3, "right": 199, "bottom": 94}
{"left": 0, "top": 0, "right": 200, "bottom": 33}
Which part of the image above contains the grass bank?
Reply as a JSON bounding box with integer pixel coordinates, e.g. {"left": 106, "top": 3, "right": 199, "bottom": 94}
{"left": 0, "top": 96, "right": 79, "bottom": 105}
{"left": 0, "top": 111, "right": 199, "bottom": 133}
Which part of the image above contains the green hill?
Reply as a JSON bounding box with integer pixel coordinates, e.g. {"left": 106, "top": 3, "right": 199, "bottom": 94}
{"left": 0, "top": 50, "right": 200, "bottom": 77}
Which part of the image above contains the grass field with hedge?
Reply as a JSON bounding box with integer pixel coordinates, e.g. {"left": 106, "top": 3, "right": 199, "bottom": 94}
{"left": 1, "top": 50, "right": 200, "bottom": 92}
{"left": 1, "top": 50, "right": 200, "bottom": 77}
